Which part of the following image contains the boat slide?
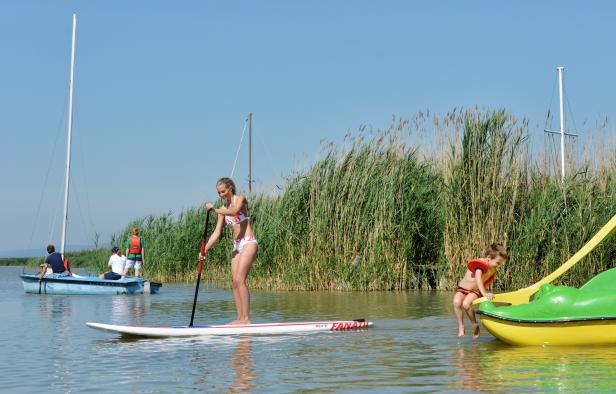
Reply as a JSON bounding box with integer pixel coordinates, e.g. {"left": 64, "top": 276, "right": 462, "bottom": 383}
{"left": 474, "top": 212, "right": 616, "bottom": 306}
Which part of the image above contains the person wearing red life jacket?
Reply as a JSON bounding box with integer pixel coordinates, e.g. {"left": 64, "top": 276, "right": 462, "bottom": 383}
{"left": 452, "top": 243, "right": 508, "bottom": 339}
{"left": 123, "top": 226, "right": 146, "bottom": 277}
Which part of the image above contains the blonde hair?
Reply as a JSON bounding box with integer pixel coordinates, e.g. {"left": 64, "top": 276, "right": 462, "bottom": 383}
{"left": 131, "top": 226, "right": 140, "bottom": 236}
{"left": 216, "top": 177, "right": 236, "bottom": 194}
{"left": 485, "top": 243, "right": 508, "bottom": 260}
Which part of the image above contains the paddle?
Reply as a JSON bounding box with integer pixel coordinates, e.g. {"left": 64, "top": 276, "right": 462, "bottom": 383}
{"left": 474, "top": 212, "right": 616, "bottom": 306}
{"left": 189, "top": 208, "right": 212, "bottom": 327}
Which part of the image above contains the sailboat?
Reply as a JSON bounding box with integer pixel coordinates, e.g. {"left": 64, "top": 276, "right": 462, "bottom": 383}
{"left": 20, "top": 14, "right": 161, "bottom": 295}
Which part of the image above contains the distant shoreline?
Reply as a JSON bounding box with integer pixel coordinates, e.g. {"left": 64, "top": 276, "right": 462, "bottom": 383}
{"left": 0, "top": 258, "right": 32, "bottom": 266}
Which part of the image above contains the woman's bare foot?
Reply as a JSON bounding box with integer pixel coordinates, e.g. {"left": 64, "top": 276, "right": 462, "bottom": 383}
{"left": 227, "top": 319, "right": 251, "bottom": 325}
{"left": 458, "top": 327, "right": 465, "bottom": 337}
{"left": 472, "top": 323, "right": 480, "bottom": 339}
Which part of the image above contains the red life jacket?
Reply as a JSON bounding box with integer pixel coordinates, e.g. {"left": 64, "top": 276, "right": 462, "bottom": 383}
{"left": 467, "top": 259, "right": 495, "bottom": 287}
{"left": 129, "top": 235, "right": 142, "bottom": 255}
{"left": 64, "top": 258, "right": 72, "bottom": 276}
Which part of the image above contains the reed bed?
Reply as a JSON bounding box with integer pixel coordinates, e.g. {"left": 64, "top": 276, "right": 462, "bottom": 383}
{"left": 97, "top": 109, "right": 616, "bottom": 290}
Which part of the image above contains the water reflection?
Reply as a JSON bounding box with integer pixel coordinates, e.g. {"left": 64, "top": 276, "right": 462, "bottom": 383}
{"left": 226, "top": 336, "right": 253, "bottom": 393}
{"left": 189, "top": 335, "right": 254, "bottom": 392}
{"left": 6, "top": 263, "right": 616, "bottom": 394}
{"left": 36, "top": 296, "right": 78, "bottom": 391}
{"left": 109, "top": 295, "right": 148, "bottom": 325}
{"left": 475, "top": 342, "right": 616, "bottom": 392}
{"left": 453, "top": 344, "right": 483, "bottom": 392}
{"left": 38, "top": 295, "right": 72, "bottom": 332}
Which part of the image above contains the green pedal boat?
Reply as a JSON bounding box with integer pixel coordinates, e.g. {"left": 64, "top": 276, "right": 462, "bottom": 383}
{"left": 478, "top": 267, "right": 616, "bottom": 346}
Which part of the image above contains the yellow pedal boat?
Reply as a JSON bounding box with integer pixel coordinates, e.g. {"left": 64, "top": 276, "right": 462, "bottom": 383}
{"left": 478, "top": 267, "right": 616, "bottom": 346}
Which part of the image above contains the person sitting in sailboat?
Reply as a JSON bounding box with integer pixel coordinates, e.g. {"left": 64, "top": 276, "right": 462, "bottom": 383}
{"left": 38, "top": 244, "right": 70, "bottom": 280}
{"left": 99, "top": 246, "right": 126, "bottom": 280}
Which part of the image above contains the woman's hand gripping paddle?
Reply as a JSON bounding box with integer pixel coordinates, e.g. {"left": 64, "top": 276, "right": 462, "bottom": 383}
{"left": 189, "top": 208, "right": 211, "bottom": 327}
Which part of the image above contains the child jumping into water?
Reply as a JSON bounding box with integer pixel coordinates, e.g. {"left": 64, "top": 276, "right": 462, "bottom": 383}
{"left": 453, "top": 243, "right": 508, "bottom": 339}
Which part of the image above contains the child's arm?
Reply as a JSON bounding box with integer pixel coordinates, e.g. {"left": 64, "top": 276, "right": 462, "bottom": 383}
{"left": 474, "top": 269, "right": 494, "bottom": 300}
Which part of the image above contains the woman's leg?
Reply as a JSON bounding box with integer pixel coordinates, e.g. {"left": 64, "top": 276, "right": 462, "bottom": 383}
{"left": 230, "top": 243, "right": 258, "bottom": 324}
{"left": 229, "top": 252, "right": 242, "bottom": 323}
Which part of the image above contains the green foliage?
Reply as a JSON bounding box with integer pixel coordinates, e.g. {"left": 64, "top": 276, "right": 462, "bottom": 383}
{"left": 68, "top": 109, "right": 616, "bottom": 291}
{"left": 0, "top": 257, "right": 30, "bottom": 266}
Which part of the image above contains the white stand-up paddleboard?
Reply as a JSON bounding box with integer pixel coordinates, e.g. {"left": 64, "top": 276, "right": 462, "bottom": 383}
{"left": 86, "top": 319, "right": 373, "bottom": 337}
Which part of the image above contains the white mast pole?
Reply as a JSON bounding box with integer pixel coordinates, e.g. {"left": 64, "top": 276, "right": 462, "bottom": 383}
{"left": 248, "top": 112, "right": 252, "bottom": 193}
{"left": 544, "top": 66, "right": 576, "bottom": 183}
{"left": 60, "top": 13, "right": 77, "bottom": 258}
{"left": 557, "top": 66, "right": 565, "bottom": 183}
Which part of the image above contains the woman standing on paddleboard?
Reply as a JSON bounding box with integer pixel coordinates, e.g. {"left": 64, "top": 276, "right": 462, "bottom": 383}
{"left": 200, "top": 177, "right": 258, "bottom": 325}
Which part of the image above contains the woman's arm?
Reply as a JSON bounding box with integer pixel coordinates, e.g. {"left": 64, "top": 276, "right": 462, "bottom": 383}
{"left": 203, "top": 213, "right": 224, "bottom": 253}
{"left": 214, "top": 195, "right": 246, "bottom": 216}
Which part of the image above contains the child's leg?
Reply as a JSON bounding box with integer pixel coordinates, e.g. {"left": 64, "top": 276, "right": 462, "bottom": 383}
{"left": 452, "top": 291, "right": 466, "bottom": 336}
{"left": 462, "top": 295, "right": 480, "bottom": 339}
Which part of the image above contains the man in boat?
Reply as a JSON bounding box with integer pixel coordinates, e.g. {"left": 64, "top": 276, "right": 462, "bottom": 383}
{"left": 39, "top": 244, "right": 70, "bottom": 279}
{"left": 99, "top": 246, "right": 126, "bottom": 280}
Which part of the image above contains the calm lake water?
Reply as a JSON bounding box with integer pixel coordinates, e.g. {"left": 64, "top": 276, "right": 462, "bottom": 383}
{"left": 2, "top": 266, "right": 616, "bottom": 393}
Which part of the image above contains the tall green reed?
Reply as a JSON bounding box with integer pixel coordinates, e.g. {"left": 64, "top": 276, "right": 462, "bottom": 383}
{"left": 100, "top": 109, "right": 616, "bottom": 291}
{"left": 440, "top": 109, "right": 526, "bottom": 288}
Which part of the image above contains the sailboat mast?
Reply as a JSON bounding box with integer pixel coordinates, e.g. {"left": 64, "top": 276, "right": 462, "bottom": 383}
{"left": 544, "top": 66, "right": 576, "bottom": 183}
{"left": 60, "top": 13, "right": 77, "bottom": 258}
{"left": 248, "top": 112, "right": 252, "bottom": 193}
{"left": 557, "top": 66, "right": 566, "bottom": 182}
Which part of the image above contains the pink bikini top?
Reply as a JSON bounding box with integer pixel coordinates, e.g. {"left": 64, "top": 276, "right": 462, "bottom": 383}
{"left": 224, "top": 196, "right": 250, "bottom": 225}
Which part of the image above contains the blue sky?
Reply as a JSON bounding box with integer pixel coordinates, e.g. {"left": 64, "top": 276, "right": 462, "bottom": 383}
{"left": 2, "top": 1, "right": 615, "bottom": 255}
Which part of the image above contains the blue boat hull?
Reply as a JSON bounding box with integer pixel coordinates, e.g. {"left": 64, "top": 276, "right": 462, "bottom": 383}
{"left": 20, "top": 274, "right": 162, "bottom": 295}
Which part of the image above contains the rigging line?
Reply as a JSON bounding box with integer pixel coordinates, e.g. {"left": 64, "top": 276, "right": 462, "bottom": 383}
{"left": 255, "top": 126, "right": 282, "bottom": 191}
{"left": 544, "top": 74, "right": 558, "bottom": 130}
{"left": 47, "top": 182, "right": 66, "bottom": 246}
{"left": 73, "top": 186, "right": 90, "bottom": 249}
{"left": 564, "top": 93, "right": 580, "bottom": 137}
{"left": 547, "top": 133, "right": 558, "bottom": 177}
{"left": 72, "top": 116, "right": 96, "bottom": 236}
{"left": 28, "top": 93, "right": 69, "bottom": 251}
{"left": 230, "top": 119, "right": 248, "bottom": 179}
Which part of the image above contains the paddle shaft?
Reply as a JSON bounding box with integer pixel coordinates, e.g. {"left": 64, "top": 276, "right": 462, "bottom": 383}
{"left": 189, "top": 209, "right": 211, "bottom": 326}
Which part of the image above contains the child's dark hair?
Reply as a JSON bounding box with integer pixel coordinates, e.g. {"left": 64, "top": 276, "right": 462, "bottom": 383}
{"left": 485, "top": 243, "right": 508, "bottom": 260}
